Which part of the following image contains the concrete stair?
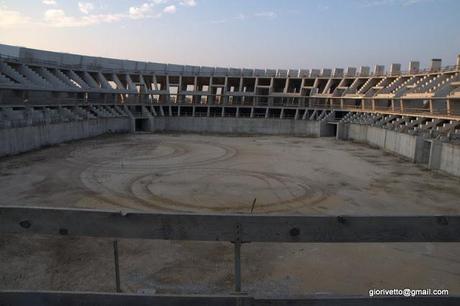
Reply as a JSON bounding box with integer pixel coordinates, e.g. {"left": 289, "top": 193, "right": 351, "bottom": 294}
{"left": 40, "top": 67, "right": 69, "bottom": 89}
{"left": 54, "top": 69, "right": 80, "bottom": 88}
{"left": 0, "top": 62, "right": 32, "bottom": 85}
{"left": 18, "top": 65, "right": 52, "bottom": 88}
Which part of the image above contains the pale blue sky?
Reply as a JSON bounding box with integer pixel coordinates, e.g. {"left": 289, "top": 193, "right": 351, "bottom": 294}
{"left": 0, "top": 0, "right": 459, "bottom": 70}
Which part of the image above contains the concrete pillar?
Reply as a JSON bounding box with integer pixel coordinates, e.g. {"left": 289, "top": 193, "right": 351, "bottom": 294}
{"left": 431, "top": 59, "right": 442, "bottom": 72}
{"left": 221, "top": 107, "right": 225, "bottom": 117}
{"left": 374, "top": 65, "right": 385, "bottom": 76}
{"left": 236, "top": 107, "right": 240, "bottom": 118}
{"left": 457, "top": 54, "right": 460, "bottom": 69}
{"left": 390, "top": 63, "right": 401, "bottom": 75}
{"left": 359, "top": 66, "right": 370, "bottom": 77}
{"left": 428, "top": 140, "right": 443, "bottom": 170}
{"left": 413, "top": 136, "right": 426, "bottom": 163}
{"left": 336, "top": 122, "right": 348, "bottom": 140}
{"left": 346, "top": 67, "right": 357, "bottom": 77}
{"left": 123, "top": 105, "right": 136, "bottom": 133}
{"left": 409, "top": 61, "right": 420, "bottom": 74}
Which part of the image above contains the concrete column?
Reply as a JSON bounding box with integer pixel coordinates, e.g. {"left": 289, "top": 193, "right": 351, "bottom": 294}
{"left": 236, "top": 107, "right": 240, "bottom": 118}
{"left": 390, "top": 63, "right": 401, "bottom": 75}
{"left": 123, "top": 105, "right": 136, "bottom": 133}
{"left": 374, "top": 65, "right": 385, "bottom": 76}
{"left": 192, "top": 106, "right": 196, "bottom": 117}
{"left": 250, "top": 107, "right": 254, "bottom": 118}
{"left": 457, "top": 55, "right": 460, "bottom": 69}
{"left": 206, "top": 106, "right": 211, "bottom": 117}
{"left": 413, "top": 136, "right": 426, "bottom": 164}
{"left": 428, "top": 140, "right": 443, "bottom": 170}
{"left": 221, "top": 107, "right": 225, "bottom": 117}
{"left": 265, "top": 108, "right": 269, "bottom": 119}
{"left": 336, "top": 122, "right": 348, "bottom": 140}
{"left": 280, "top": 108, "right": 284, "bottom": 119}
{"left": 409, "top": 61, "right": 420, "bottom": 74}
{"left": 431, "top": 59, "right": 442, "bottom": 72}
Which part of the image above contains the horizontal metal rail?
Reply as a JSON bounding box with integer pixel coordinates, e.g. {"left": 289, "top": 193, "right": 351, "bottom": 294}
{"left": 0, "top": 291, "right": 459, "bottom": 306}
{"left": 1, "top": 206, "right": 459, "bottom": 242}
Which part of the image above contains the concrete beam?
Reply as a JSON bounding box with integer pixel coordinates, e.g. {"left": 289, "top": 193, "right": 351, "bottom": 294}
{"left": 0, "top": 291, "right": 458, "bottom": 306}
{"left": 1, "top": 207, "right": 459, "bottom": 243}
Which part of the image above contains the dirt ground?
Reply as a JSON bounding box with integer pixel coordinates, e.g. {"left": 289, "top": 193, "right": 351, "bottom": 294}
{"left": 1, "top": 133, "right": 460, "bottom": 296}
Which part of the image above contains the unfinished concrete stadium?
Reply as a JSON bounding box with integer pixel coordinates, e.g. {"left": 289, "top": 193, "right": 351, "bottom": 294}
{"left": 1, "top": 44, "right": 460, "bottom": 305}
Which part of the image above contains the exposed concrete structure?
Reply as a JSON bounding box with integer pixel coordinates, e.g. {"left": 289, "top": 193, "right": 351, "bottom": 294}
{"left": 0, "top": 44, "right": 460, "bottom": 177}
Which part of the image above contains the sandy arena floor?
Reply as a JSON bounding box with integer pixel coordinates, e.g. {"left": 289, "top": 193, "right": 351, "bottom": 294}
{"left": 1, "top": 133, "right": 460, "bottom": 296}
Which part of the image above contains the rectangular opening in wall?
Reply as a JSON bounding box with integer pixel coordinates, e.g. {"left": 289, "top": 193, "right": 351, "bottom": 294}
{"left": 239, "top": 107, "right": 251, "bottom": 117}
{"left": 135, "top": 119, "right": 149, "bottom": 132}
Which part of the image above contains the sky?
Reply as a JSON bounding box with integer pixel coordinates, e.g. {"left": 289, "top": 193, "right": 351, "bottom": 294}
{"left": 0, "top": 0, "right": 459, "bottom": 70}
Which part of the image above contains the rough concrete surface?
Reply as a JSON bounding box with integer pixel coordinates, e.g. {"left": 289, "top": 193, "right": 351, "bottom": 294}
{"left": 1, "top": 133, "right": 460, "bottom": 296}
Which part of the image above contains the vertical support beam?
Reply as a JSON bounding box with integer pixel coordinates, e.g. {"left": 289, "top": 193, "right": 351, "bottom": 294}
{"left": 113, "top": 240, "right": 121, "bottom": 293}
{"left": 221, "top": 107, "right": 225, "bottom": 117}
{"left": 233, "top": 241, "right": 241, "bottom": 293}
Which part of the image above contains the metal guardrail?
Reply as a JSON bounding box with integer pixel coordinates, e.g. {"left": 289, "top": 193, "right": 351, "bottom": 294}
{"left": 0, "top": 206, "right": 460, "bottom": 305}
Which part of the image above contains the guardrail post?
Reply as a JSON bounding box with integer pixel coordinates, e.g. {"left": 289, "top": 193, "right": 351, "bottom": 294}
{"left": 113, "top": 240, "right": 121, "bottom": 293}
{"left": 233, "top": 240, "right": 241, "bottom": 293}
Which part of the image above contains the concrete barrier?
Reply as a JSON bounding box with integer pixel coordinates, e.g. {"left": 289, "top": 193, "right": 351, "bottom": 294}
{"left": 438, "top": 143, "right": 460, "bottom": 177}
{"left": 343, "top": 123, "right": 460, "bottom": 177}
{"left": 0, "top": 118, "right": 130, "bottom": 157}
{"left": 150, "top": 117, "right": 322, "bottom": 136}
{"left": 343, "top": 123, "right": 423, "bottom": 162}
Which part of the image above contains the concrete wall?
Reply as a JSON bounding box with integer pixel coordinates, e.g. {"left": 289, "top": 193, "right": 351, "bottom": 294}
{"left": 150, "top": 117, "right": 322, "bottom": 136}
{"left": 438, "top": 143, "right": 460, "bottom": 177}
{"left": 0, "top": 118, "right": 130, "bottom": 157}
{"left": 343, "top": 123, "right": 424, "bottom": 162}
{"left": 343, "top": 123, "right": 460, "bottom": 177}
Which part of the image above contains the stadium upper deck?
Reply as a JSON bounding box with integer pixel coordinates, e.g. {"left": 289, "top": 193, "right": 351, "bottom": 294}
{"left": 1, "top": 44, "right": 459, "bottom": 119}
